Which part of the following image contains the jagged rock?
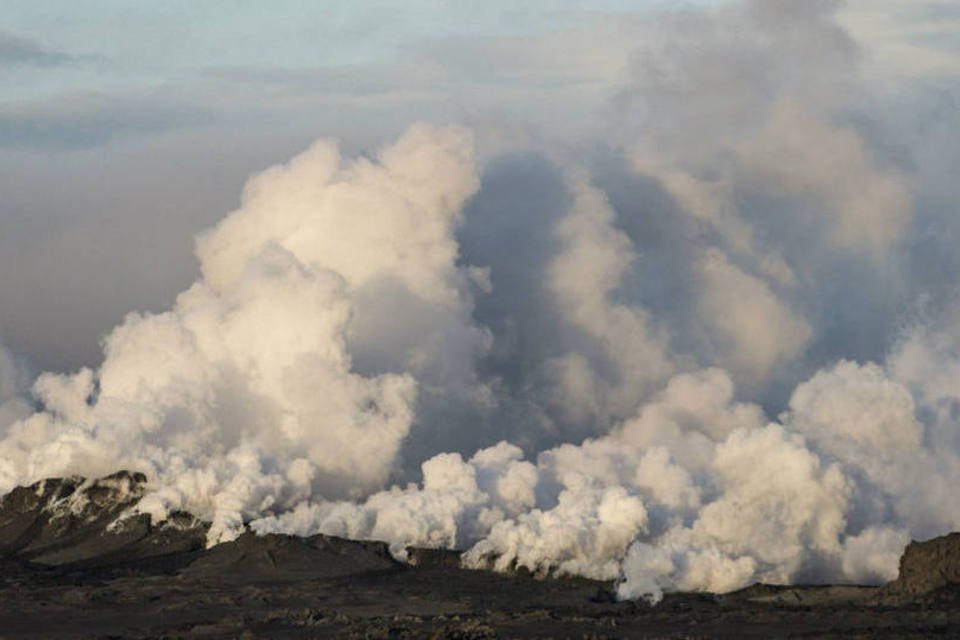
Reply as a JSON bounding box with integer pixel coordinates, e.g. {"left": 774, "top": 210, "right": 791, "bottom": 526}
{"left": 0, "top": 472, "right": 144, "bottom": 556}
{"left": 880, "top": 532, "right": 960, "bottom": 602}
{"left": 0, "top": 471, "right": 206, "bottom": 570}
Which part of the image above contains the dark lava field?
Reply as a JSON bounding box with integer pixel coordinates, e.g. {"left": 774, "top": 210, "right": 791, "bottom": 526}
{"left": 1, "top": 472, "right": 958, "bottom": 639}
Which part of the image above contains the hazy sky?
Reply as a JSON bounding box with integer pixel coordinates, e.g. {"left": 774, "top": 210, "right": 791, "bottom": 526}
{"left": 1, "top": 0, "right": 958, "bottom": 372}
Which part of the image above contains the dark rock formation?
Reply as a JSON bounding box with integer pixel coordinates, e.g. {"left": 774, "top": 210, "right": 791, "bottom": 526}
{"left": 879, "top": 532, "right": 960, "bottom": 604}
{"left": 0, "top": 470, "right": 207, "bottom": 573}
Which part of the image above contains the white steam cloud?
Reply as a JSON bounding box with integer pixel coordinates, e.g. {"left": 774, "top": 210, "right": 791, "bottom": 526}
{"left": 0, "top": 124, "right": 480, "bottom": 544}
{"left": 2, "top": 0, "right": 959, "bottom": 604}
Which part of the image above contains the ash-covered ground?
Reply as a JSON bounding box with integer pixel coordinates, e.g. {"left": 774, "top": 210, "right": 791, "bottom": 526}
{"left": 1, "top": 473, "right": 958, "bottom": 639}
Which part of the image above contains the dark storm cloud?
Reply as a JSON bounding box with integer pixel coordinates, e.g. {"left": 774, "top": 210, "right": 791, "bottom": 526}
{"left": 0, "top": 93, "right": 215, "bottom": 148}
{"left": 0, "top": 31, "right": 76, "bottom": 67}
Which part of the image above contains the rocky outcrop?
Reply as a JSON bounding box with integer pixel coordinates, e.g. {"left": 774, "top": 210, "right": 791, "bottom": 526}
{"left": 0, "top": 471, "right": 206, "bottom": 570}
{"left": 880, "top": 532, "right": 960, "bottom": 603}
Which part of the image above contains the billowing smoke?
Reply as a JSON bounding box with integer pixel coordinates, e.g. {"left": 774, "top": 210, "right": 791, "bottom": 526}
{"left": 2, "top": 0, "right": 960, "bottom": 603}
{"left": 0, "top": 124, "right": 486, "bottom": 544}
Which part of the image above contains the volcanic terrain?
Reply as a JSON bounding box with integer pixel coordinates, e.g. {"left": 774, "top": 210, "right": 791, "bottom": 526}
{"left": 0, "top": 472, "right": 958, "bottom": 638}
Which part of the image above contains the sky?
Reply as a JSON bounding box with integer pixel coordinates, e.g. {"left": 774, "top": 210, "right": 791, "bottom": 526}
{"left": 1, "top": 0, "right": 707, "bottom": 371}
{"left": 1, "top": 0, "right": 960, "bottom": 601}
{"left": 1, "top": 0, "right": 958, "bottom": 373}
